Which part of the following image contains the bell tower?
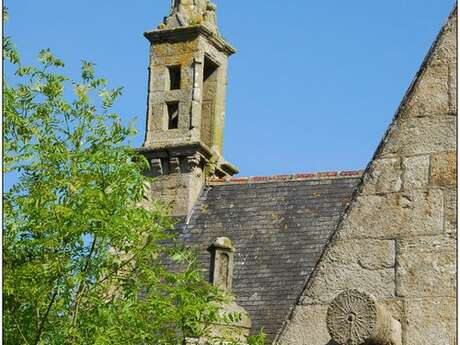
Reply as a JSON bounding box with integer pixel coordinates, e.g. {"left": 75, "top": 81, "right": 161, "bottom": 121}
{"left": 140, "top": 0, "right": 238, "bottom": 217}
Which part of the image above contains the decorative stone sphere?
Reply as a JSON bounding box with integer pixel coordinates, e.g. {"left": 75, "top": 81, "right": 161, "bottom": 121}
{"left": 326, "top": 289, "right": 393, "bottom": 345}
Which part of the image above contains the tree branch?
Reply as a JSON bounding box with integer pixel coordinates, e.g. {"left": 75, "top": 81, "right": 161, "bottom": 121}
{"left": 34, "top": 287, "right": 58, "bottom": 345}
{"left": 85, "top": 238, "right": 151, "bottom": 296}
{"left": 13, "top": 316, "right": 31, "bottom": 345}
{"left": 70, "top": 235, "right": 97, "bottom": 327}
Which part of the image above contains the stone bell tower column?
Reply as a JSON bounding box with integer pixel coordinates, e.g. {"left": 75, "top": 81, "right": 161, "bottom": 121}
{"left": 139, "top": 0, "right": 238, "bottom": 217}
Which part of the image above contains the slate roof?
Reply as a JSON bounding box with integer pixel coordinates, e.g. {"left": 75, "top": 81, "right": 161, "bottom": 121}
{"left": 176, "top": 171, "right": 362, "bottom": 343}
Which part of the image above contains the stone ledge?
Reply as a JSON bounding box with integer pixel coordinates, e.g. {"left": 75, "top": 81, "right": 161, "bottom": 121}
{"left": 138, "top": 141, "right": 212, "bottom": 159}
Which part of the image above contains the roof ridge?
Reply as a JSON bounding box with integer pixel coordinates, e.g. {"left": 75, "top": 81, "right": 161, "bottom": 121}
{"left": 208, "top": 170, "right": 364, "bottom": 185}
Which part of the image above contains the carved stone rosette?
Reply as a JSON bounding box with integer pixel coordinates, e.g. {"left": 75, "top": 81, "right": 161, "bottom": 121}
{"left": 326, "top": 289, "right": 401, "bottom": 345}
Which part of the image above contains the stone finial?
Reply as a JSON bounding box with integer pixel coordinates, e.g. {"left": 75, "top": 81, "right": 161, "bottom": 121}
{"left": 164, "top": 0, "right": 217, "bottom": 32}
{"left": 326, "top": 289, "right": 402, "bottom": 345}
{"left": 207, "top": 237, "right": 235, "bottom": 293}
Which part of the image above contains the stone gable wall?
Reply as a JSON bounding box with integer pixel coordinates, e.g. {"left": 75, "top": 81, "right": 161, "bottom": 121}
{"left": 276, "top": 8, "right": 456, "bottom": 345}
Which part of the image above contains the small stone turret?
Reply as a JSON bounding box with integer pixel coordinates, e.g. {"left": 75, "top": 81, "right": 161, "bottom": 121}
{"left": 140, "top": 0, "right": 238, "bottom": 217}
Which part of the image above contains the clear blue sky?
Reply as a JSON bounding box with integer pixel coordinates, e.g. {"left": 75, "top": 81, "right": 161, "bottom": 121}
{"left": 5, "top": 0, "right": 455, "bottom": 176}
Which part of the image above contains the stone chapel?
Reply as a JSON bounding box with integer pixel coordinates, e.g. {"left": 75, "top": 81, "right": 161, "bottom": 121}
{"left": 139, "top": 1, "right": 457, "bottom": 344}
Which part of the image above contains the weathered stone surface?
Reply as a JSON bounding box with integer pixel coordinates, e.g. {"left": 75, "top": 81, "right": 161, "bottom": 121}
{"left": 152, "top": 40, "right": 198, "bottom": 57}
{"left": 338, "top": 189, "right": 444, "bottom": 239}
{"left": 277, "top": 304, "right": 330, "bottom": 345}
{"left": 396, "top": 237, "right": 455, "bottom": 297}
{"left": 380, "top": 116, "right": 456, "bottom": 157}
{"left": 430, "top": 151, "right": 456, "bottom": 187}
{"left": 399, "top": 63, "right": 450, "bottom": 118}
{"left": 302, "top": 258, "right": 395, "bottom": 304}
{"left": 430, "top": 14, "right": 457, "bottom": 66}
{"left": 398, "top": 11, "right": 456, "bottom": 119}
{"left": 404, "top": 297, "right": 456, "bottom": 345}
{"left": 382, "top": 298, "right": 404, "bottom": 322}
{"left": 402, "top": 155, "right": 430, "bottom": 191}
{"left": 448, "top": 62, "right": 457, "bottom": 114}
{"left": 362, "top": 158, "right": 402, "bottom": 195}
{"left": 443, "top": 190, "right": 456, "bottom": 235}
{"left": 150, "top": 168, "right": 205, "bottom": 216}
{"left": 326, "top": 239, "right": 395, "bottom": 270}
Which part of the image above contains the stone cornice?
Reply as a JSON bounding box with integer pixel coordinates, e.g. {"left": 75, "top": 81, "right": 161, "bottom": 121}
{"left": 137, "top": 141, "right": 239, "bottom": 178}
{"left": 220, "top": 161, "right": 239, "bottom": 176}
{"left": 137, "top": 140, "right": 212, "bottom": 159}
{"left": 144, "top": 25, "right": 236, "bottom": 56}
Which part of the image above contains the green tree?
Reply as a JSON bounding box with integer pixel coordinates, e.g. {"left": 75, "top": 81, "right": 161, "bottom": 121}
{"left": 3, "top": 10, "right": 264, "bottom": 345}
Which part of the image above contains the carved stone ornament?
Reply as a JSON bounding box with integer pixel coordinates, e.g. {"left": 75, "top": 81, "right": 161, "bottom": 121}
{"left": 186, "top": 153, "right": 201, "bottom": 170}
{"left": 164, "top": 0, "right": 217, "bottom": 31}
{"left": 203, "top": 1, "right": 217, "bottom": 32}
{"left": 326, "top": 289, "right": 401, "bottom": 345}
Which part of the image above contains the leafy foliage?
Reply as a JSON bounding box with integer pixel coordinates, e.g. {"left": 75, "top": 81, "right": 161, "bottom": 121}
{"left": 247, "top": 331, "right": 265, "bottom": 345}
{"left": 3, "top": 12, "right": 264, "bottom": 344}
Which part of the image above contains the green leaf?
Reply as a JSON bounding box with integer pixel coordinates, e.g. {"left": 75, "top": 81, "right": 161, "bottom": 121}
{"left": 3, "top": 36, "right": 20, "bottom": 64}
{"left": 39, "top": 48, "right": 64, "bottom": 67}
{"left": 81, "top": 60, "right": 95, "bottom": 82}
